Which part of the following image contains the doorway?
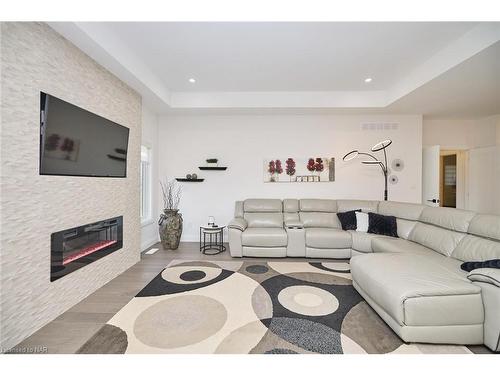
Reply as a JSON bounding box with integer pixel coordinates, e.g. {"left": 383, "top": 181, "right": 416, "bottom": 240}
{"left": 439, "top": 150, "right": 466, "bottom": 209}
{"left": 440, "top": 154, "right": 457, "bottom": 207}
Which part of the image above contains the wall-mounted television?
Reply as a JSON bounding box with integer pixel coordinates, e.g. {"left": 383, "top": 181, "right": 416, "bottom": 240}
{"left": 39, "top": 92, "right": 130, "bottom": 177}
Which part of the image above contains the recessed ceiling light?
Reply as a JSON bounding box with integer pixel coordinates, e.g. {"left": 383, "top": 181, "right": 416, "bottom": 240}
{"left": 364, "top": 78, "right": 373, "bottom": 83}
{"left": 188, "top": 78, "right": 196, "bottom": 83}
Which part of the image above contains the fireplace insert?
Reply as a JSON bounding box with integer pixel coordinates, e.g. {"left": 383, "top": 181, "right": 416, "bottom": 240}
{"left": 51, "top": 216, "right": 123, "bottom": 281}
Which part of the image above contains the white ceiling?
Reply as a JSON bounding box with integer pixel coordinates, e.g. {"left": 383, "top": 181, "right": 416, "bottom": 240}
{"left": 103, "top": 22, "right": 477, "bottom": 91}
{"left": 49, "top": 22, "right": 500, "bottom": 117}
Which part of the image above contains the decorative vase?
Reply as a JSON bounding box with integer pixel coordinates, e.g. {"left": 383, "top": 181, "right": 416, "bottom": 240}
{"left": 158, "top": 209, "right": 183, "bottom": 250}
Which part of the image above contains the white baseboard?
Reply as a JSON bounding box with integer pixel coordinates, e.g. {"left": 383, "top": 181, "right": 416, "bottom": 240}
{"left": 141, "top": 236, "right": 160, "bottom": 251}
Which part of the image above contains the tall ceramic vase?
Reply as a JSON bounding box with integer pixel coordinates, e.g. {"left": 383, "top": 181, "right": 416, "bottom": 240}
{"left": 158, "top": 209, "right": 183, "bottom": 250}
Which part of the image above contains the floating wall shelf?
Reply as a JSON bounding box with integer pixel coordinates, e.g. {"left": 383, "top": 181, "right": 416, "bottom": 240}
{"left": 198, "top": 166, "right": 228, "bottom": 171}
{"left": 175, "top": 178, "right": 205, "bottom": 182}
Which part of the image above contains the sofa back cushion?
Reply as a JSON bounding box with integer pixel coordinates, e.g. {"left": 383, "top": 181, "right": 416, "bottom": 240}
{"left": 418, "top": 206, "right": 475, "bottom": 233}
{"left": 378, "top": 201, "right": 425, "bottom": 221}
{"left": 337, "top": 199, "right": 379, "bottom": 213}
{"left": 299, "top": 199, "right": 337, "bottom": 212}
{"left": 468, "top": 214, "right": 500, "bottom": 241}
{"left": 452, "top": 235, "right": 500, "bottom": 262}
{"left": 243, "top": 199, "right": 283, "bottom": 228}
{"left": 244, "top": 199, "right": 282, "bottom": 213}
{"left": 409, "top": 222, "right": 466, "bottom": 257}
{"left": 299, "top": 212, "right": 340, "bottom": 228}
{"left": 244, "top": 213, "right": 284, "bottom": 228}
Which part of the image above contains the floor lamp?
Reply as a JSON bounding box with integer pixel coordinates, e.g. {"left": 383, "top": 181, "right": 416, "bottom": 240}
{"left": 342, "top": 139, "right": 392, "bottom": 201}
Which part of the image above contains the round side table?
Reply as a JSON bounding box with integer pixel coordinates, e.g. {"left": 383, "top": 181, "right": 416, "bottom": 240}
{"left": 199, "top": 226, "right": 226, "bottom": 255}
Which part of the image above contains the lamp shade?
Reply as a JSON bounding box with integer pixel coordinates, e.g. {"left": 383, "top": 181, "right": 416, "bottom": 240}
{"left": 371, "top": 139, "right": 392, "bottom": 152}
{"left": 342, "top": 150, "right": 359, "bottom": 161}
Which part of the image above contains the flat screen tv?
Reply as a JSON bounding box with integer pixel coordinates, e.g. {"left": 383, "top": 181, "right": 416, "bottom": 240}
{"left": 39, "top": 92, "right": 129, "bottom": 177}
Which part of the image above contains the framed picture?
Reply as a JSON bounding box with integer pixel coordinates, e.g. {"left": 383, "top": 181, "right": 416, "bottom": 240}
{"left": 264, "top": 157, "right": 335, "bottom": 183}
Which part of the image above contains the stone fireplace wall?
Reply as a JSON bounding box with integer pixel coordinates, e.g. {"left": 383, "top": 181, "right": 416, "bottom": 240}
{"left": 0, "top": 22, "right": 142, "bottom": 349}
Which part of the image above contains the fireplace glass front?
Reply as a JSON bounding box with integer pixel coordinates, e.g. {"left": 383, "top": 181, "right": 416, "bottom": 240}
{"left": 51, "top": 216, "right": 123, "bottom": 281}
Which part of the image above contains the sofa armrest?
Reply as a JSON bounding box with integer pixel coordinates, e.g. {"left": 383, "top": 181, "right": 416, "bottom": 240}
{"left": 285, "top": 219, "right": 303, "bottom": 229}
{"left": 467, "top": 268, "right": 500, "bottom": 287}
{"left": 228, "top": 218, "right": 248, "bottom": 232}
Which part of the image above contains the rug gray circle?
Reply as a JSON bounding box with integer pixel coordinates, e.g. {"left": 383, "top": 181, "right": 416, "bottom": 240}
{"left": 134, "top": 295, "right": 227, "bottom": 349}
{"left": 246, "top": 265, "right": 269, "bottom": 274}
{"left": 180, "top": 270, "right": 206, "bottom": 281}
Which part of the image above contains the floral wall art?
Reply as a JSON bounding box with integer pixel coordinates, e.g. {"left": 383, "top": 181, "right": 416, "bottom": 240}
{"left": 263, "top": 157, "right": 335, "bottom": 183}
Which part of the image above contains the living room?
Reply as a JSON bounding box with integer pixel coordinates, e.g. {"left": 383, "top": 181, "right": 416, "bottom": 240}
{"left": 1, "top": 1, "right": 500, "bottom": 373}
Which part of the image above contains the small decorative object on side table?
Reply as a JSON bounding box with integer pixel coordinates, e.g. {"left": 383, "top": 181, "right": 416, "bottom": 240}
{"left": 199, "top": 223, "right": 226, "bottom": 255}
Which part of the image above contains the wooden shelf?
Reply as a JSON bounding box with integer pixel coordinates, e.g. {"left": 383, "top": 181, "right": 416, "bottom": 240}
{"left": 198, "top": 166, "right": 227, "bottom": 171}
{"left": 175, "top": 178, "right": 204, "bottom": 182}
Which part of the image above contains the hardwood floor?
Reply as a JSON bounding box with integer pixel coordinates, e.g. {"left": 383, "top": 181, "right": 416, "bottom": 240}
{"left": 11, "top": 242, "right": 335, "bottom": 354}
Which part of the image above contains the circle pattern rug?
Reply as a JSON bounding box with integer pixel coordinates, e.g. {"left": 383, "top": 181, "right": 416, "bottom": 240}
{"left": 76, "top": 260, "right": 476, "bottom": 354}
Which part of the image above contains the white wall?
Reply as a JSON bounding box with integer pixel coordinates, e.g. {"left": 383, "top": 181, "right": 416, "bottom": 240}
{"left": 423, "top": 117, "right": 498, "bottom": 149}
{"left": 158, "top": 114, "right": 422, "bottom": 241}
{"left": 0, "top": 23, "right": 142, "bottom": 350}
{"left": 141, "top": 106, "right": 160, "bottom": 250}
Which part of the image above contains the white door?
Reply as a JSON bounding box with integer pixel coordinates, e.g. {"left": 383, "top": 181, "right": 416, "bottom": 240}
{"left": 422, "top": 145, "right": 440, "bottom": 207}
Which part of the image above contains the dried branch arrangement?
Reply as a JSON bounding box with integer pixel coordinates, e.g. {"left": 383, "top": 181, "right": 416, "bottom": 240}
{"left": 160, "top": 178, "right": 182, "bottom": 211}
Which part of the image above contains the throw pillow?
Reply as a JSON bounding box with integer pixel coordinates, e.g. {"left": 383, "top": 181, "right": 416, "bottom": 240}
{"left": 355, "top": 212, "right": 369, "bottom": 232}
{"left": 461, "top": 259, "right": 500, "bottom": 272}
{"left": 337, "top": 210, "right": 361, "bottom": 231}
{"left": 367, "top": 212, "right": 398, "bottom": 237}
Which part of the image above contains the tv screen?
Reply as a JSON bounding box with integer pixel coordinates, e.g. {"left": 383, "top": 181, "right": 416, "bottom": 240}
{"left": 39, "top": 92, "right": 129, "bottom": 177}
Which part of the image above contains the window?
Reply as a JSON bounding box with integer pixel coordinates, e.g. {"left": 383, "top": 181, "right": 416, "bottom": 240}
{"left": 140, "top": 145, "right": 152, "bottom": 224}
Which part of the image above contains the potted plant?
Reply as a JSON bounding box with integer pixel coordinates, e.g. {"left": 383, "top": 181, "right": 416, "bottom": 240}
{"left": 158, "top": 178, "right": 183, "bottom": 250}
{"left": 206, "top": 158, "right": 218, "bottom": 167}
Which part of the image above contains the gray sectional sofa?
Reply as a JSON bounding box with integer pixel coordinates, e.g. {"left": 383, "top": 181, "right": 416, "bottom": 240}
{"left": 228, "top": 198, "right": 500, "bottom": 351}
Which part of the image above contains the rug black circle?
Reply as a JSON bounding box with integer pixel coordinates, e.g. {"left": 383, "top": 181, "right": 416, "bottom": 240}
{"left": 179, "top": 270, "right": 206, "bottom": 281}
{"left": 246, "top": 265, "right": 269, "bottom": 274}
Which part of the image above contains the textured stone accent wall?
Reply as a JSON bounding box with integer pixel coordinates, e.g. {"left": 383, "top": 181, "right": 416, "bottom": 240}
{"left": 0, "top": 22, "right": 142, "bottom": 350}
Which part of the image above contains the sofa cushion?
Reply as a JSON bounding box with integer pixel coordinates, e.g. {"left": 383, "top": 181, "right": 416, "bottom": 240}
{"left": 419, "top": 206, "right": 475, "bottom": 233}
{"left": 300, "top": 212, "right": 340, "bottom": 228}
{"left": 468, "top": 214, "right": 500, "bottom": 241}
{"left": 409, "top": 222, "right": 466, "bottom": 257}
{"left": 452, "top": 234, "right": 500, "bottom": 262}
{"left": 368, "top": 212, "right": 398, "bottom": 237}
{"left": 396, "top": 218, "right": 417, "bottom": 239}
{"left": 241, "top": 228, "right": 287, "bottom": 247}
{"left": 244, "top": 213, "right": 283, "bottom": 228}
{"left": 299, "top": 199, "right": 337, "bottom": 212}
{"left": 283, "top": 199, "right": 299, "bottom": 213}
{"left": 305, "top": 228, "right": 352, "bottom": 249}
{"left": 351, "top": 253, "right": 483, "bottom": 327}
{"left": 244, "top": 199, "right": 282, "bottom": 212}
{"left": 378, "top": 201, "right": 425, "bottom": 221}
{"left": 371, "top": 237, "right": 437, "bottom": 257}
{"left": 337, "top": 199, "right": 378, "bottom": 213}
{"left": 349, "top": 231, "right": 382, "bottom": 253}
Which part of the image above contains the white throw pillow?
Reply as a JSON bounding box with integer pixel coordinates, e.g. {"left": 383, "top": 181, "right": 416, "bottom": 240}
{"left": 355, "top": 212, "right": 369, "bottom": 232}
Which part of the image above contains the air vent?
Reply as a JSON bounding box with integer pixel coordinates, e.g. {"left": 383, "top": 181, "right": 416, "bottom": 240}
{"left": 361, "top": 122, "right": 399, "bottom": 131}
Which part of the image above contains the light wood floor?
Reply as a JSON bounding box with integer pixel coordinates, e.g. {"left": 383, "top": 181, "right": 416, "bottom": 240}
{"left": 11, "top": 242, "right": 337, "bottom": 354}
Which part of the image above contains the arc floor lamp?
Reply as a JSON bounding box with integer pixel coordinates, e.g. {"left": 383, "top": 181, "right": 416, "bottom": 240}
{"left": 342, "top": 139, "right": 392, "bottom": 201}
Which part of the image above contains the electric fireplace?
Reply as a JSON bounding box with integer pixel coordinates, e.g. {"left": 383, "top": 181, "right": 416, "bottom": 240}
{"left": 51, "top": 216, "right": 123, "bottom": 281}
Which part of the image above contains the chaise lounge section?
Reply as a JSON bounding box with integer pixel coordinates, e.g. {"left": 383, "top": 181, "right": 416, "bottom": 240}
{"left": 228, "top": 198, "right": 500, "bottom": 351}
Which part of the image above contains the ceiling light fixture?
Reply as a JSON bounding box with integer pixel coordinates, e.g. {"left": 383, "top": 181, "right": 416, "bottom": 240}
{"left": 364, "top": 78, "right": 372, "bottom": 83}
{"left": 188, "top": 78, "right": 196, "bottom": 83}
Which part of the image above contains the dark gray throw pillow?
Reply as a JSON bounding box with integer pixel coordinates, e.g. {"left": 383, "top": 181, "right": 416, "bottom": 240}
{"left": 336, "top": 210, "right": 361, "bottom": 231}
{"left": 367, "top": 212, "right": 398, "bottom": 237}
{"left": 461, "top": 259, "right": 500, "bottom": 272}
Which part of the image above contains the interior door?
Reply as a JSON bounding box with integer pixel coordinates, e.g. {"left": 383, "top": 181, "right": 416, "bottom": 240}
{"left": 422, "top": 145, "right": 440, "bottom": 206}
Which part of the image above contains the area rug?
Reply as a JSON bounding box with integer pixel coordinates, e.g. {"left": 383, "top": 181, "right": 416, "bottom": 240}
{"left": 77, "top": 260, "right": 480, "bottom": 354}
